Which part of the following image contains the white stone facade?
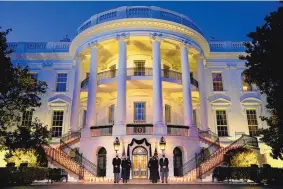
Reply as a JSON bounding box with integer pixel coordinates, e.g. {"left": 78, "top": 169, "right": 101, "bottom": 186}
{"left": 6, "top": 6, "right": 283, "bottom": 177}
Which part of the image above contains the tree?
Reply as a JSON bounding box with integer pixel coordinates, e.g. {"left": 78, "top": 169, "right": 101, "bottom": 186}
{"left": 0, "top": 26, "right": 47, "bottom": 133}
{"left": 4, "top": 119, "right": 50, "bottom": 167}
{"left": 224, "top": 147, "right": 259, "bottom": 167}
{"left": 239, "top": 4, "right": 283, "bottom": 160}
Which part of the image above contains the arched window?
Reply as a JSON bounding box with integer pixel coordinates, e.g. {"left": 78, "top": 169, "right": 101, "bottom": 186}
{"left": 173, "top": 147, "right": 183, "bottom": 176}
{"left": 97, "top": 147, "right": 107, "bottom": 177}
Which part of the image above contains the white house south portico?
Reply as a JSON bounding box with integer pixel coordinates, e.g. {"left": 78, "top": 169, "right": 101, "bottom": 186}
{"left": 6, "top": 6, "right": 279, "bottom": 183}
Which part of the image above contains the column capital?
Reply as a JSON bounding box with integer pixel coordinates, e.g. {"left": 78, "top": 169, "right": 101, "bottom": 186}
{"left": 150, "top": 33, "right": 163, "bottom": 42}
{"left": 88, "top": 40, "right": 101, "bottom": 49}
{"left": 179, "top": 40, "right": 192, "bottom": 49}
{"left": 116, "top": 33, "right": 129, "bottom": 42}
{"left": 74, "top": 53, "right": 86, "bottom": 61}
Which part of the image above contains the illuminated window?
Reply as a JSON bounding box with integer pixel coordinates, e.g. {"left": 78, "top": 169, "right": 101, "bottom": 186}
{"left": 22, "top": 110, "right": 33, "bottom": 126}
{"left": 242, "top": 73, "right": 252, "bottom": 91}
{"left": 134, "top": 102, "right": 146, "bottom": 123}
{"left": 108, "top": 104, "right": 115, "bottom": 124}
{"left": 165, "top": 104, "right": 171, "bottom": 123}
{"left": 56, "top": 73, "right": 67, "bottom": 92}
{"left": 163, "top": 65, "right": 170, "bottom": 78}
{"left": 212, "top": 73, "right": 224, "bottom": 91}
{"left": 216, "top": 110, "right": 228, "bottom": 137}
{"left": 193, "top": 109, "right": 197, "bottom": 126}
{"left": 51, "top": 110, "right": 64, "bottom": 137}
{"left": 246, "top": 110, "right": 259, "bottom": 137}
{"left": 134, "top": 61, "right": 145, "bottom": 76}
{"left": 109, "top": 65, "right": 116, "bottom": 78}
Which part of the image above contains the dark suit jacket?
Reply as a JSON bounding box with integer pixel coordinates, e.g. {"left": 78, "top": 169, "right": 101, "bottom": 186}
{"left": 112, "top": 157, "right": 121, "bottom": 173}
{"left": 159, "top": 157, "right": 169, "bottom": 172}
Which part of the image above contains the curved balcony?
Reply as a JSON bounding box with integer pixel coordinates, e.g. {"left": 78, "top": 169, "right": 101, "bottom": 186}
{"left": 81, "top": 68, "right": 199, "bottom": 89}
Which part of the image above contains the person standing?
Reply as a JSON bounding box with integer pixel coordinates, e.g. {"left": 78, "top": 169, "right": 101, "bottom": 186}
{"left": 126, "top": 156, "right": 131, "bottom": 182}
{"left": 151, "top": 156, "right": 159, "bottom": 183}
{"left": 159, "top": 154, "right": 169, "bottom": 183}
{"left": 148, "top": 157, "right": 153, "bottom": 182}
{"left": 121, "top": 156, "right": 128, "bottom": 183}
{"left": 112, "top": 155, "right": 121, "bottom": 183}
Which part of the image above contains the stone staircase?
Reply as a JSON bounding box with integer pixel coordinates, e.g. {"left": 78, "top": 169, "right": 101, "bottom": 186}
{"left": 44, "top": 130, "right": 112, "bottom": 183}
{"left": 181, "top": 133, "right": 259, "bottom": 182}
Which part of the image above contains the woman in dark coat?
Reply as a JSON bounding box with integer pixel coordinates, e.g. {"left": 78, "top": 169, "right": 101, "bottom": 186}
{"left": 148, "top": 157, "right": 153, "bottom": 181}
{"left": 126, "top": 156, "right": 131, "bottom": 181}
{"left": 151, "top": 156, "right": 159, "bottom": 183}
{"left": 121, "top": 156, "right": 128, "bottom": 183}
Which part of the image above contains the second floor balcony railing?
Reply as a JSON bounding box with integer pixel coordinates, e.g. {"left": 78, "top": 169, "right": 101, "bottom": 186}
{"left": 90, "top": 125, "right": 113, "bottom": 137}
{"left": 81, "top": 68, "right": 199, "bottom": 89}
{"left": 167, "top": 125, "right": 189, "bottom": 136}
{"left": 126, "top": 123, "right": 153, "bottom": 135}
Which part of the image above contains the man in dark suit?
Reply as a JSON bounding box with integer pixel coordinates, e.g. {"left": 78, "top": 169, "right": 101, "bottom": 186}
{"left": 159, "top": 154, "right": 169, "bottom": 183}
{"left": 112, "top": 155, "right": 121, "bottom": 183}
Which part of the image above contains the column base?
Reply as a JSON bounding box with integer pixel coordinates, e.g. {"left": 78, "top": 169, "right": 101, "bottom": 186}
{"left": 189, "top": 125, "right": 199, "bottom": 138}
{"left": 113, "top": 123, "right": 126, "bottom": 136}
{"left": 153, "top": 123, "right": 167, "bottom": 135}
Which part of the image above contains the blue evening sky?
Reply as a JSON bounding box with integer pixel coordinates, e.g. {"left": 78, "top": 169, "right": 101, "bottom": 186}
{"left": 0, "top": 1, "right": 280, "bottom": 42}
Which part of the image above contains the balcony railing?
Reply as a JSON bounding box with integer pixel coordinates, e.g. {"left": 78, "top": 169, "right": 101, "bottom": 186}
{"left": 90, "top": 125, "right": 113, "bottom": 136}
{"left": 81, "top": 68, "right": 199, "bottom": 89}
{"left": 126, "top": 123, "right": 153, "bottom": 135}
{"left": 167, "top": 125, "right": 189, "bottom": 136}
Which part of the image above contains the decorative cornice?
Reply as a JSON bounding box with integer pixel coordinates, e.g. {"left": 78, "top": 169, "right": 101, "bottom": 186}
{"left": 150, "top": 33, "right": 163, "bottom": 42}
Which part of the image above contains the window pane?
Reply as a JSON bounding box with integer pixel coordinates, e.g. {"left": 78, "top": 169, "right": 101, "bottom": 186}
{"left": 216, "top": 110, "right": 228, "bottom": 137}
{"left": 52, "top": 110, "right": 64, "bottom": 137}
{"left": 22, "top": 110, "right": 33, "bottom": 126}
{"left": 134, "top": 102, "right": 146, "bottom": 121}
{"left": 246, "top": 110, "right": 258, "bottom": 136}
{"left": 56, "top": 73, "right": 67, "bottom": 92}
{"left": 212, "top": 73, "right": 223, "bottom": 91}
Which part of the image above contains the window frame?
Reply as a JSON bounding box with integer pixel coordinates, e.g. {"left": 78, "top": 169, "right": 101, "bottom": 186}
{"left": 134, "top": 60, "right": 146, "bottom": 76}
{"left": 212, "top": 72, "right": 224, "bottom": 91}
{"left": 246, "top": 109, "right": 259, "bottom": 137}
{"left": 108, "top": 104, "right": 115, "bottom": 124}
{"left": 55, "top": 73, "right": 68, "bottom": 92}
{"left": 21, "top": 110, "right": 33, "bottom": 126}
{"left": 51, "top": 110, "right": 64, "bottom": 138}
{"left": 133, "top": 102, "right": 146, "bottom": 123}
{"left": 215, "top": 110, "right": 229, "bottom": 137}
{"left": 165, "top": 104, "right": 171, "bottom": 124}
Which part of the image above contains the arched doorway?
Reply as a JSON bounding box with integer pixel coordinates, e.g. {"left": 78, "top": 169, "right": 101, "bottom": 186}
{"left": 173, "top": 147, "right": 183, "bottom": 176}
{"left": 97, "top": 147, "right": 107, "bottom": 177}
{"left": 132, "top": 146, "right": 148, "bottom": 178}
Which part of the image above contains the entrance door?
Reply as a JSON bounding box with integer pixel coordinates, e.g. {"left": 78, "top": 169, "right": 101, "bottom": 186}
{"left": 173, "top": 147, "right": 183, "bottom": 176}
{"left": 97, "top": 147, "right": 107, "bottom": 177}
{"left": 132, "top": 146, "right": 148, "bottom": 178}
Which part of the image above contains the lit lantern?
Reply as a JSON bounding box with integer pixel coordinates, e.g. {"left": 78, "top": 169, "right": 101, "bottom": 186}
{"left": 159, "top": 136, "right": 166, "bottom": 152}
{"left": 113, "top": 137, "right": 120, "bottom": 154}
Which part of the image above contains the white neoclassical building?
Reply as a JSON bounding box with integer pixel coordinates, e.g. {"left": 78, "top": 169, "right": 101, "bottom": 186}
{"left": 3, "top": 6, "right": 283, "bottom": 182}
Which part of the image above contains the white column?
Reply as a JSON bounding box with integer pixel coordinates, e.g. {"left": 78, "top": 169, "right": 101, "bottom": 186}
{"left": 86, "top": 44, "right": 99, "bottom": 129}
{"left": 113, "top": 34, "right": 127, "bottom": 136}
{"left": 70, "top": 55, "right": 83, "bottom": 132}
{"left": 180, "top": 42, "right": 197, "bottom": 137}
{"left": 152, "top": 35, "right": 166, "bottom": 135}
{"left": 197, "top": 54, "right": 209, "bottom": 131}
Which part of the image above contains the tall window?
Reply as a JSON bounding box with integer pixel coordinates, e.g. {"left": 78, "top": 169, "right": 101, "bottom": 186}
{"left": 246, "top": 109, "right": 259, "bottom": 137}
{"left": 82, "top": 110, "right": 87, "bottom": 128}
{"left": 134, "top": 61, "right": 145, "bottom": 76}
{"left": 109, "top": 65, "right": 116, "bottom": 78}
{"left": 56, "top": 73, "right": 67, "bottom": 92}
{"left": 51, "top": 110, "right": 64, "bottom": 137}
{"left": 22, "top": 110, "right": 33, "bottom": 126}
{"left": 163, "top": 65, "right": 170, "bottom": 78}
{"left": 193, "top": 109, "right": 197, "bottom": 126}
{"left": 134, "top": 102, "right": 146, "bottom": 123}
{"left": 242, "top": 73, "right": 252, "bottom": 91}
{"left": 165, "top": 104, "right": 171, "bottom": 123}
{"left": 216, "top": 110, "right": 228, "bottom": 137}
{"left": 108, "top": 105, "right": 115, "bottom": 124}
{"left": 212, "top": 73, "right": 224, "bottom": 91}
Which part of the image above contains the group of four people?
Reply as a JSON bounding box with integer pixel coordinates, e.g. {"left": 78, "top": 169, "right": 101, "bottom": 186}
{"left": 112, "top": 153, "right": 169, "bottom": 184}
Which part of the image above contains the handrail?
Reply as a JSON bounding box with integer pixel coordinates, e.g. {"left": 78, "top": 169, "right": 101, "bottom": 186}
{"left": 60, "top": 129, "right": 81, "bottom": 144}
{"left": 59, "top": 139, "right": 97, "bottom": 176}
{"left": 183, "top": 134, "right": 258, "bottom": 179}
{"left": 80, "top": 68, "right": 199, "bottom": 89}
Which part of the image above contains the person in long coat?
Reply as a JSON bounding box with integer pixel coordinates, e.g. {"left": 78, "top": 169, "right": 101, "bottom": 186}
{"left": 121, "top": 156, "right": 128, "bottom": 183}
{"left": 112, "top": 155, "right": 121, "bottom": 183}
{"left": 151, "top": 156, "right": 159, "bottom": 183}
{"left": 148, "top": 157, "right": 153, "bottom": 181}
{"left": 126, "top": 156, "right": 131, "bottom": 181}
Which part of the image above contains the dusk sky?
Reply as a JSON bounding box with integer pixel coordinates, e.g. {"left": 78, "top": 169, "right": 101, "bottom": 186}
{"left": 0, "top": 1, "right": 280, "bottom": 42}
